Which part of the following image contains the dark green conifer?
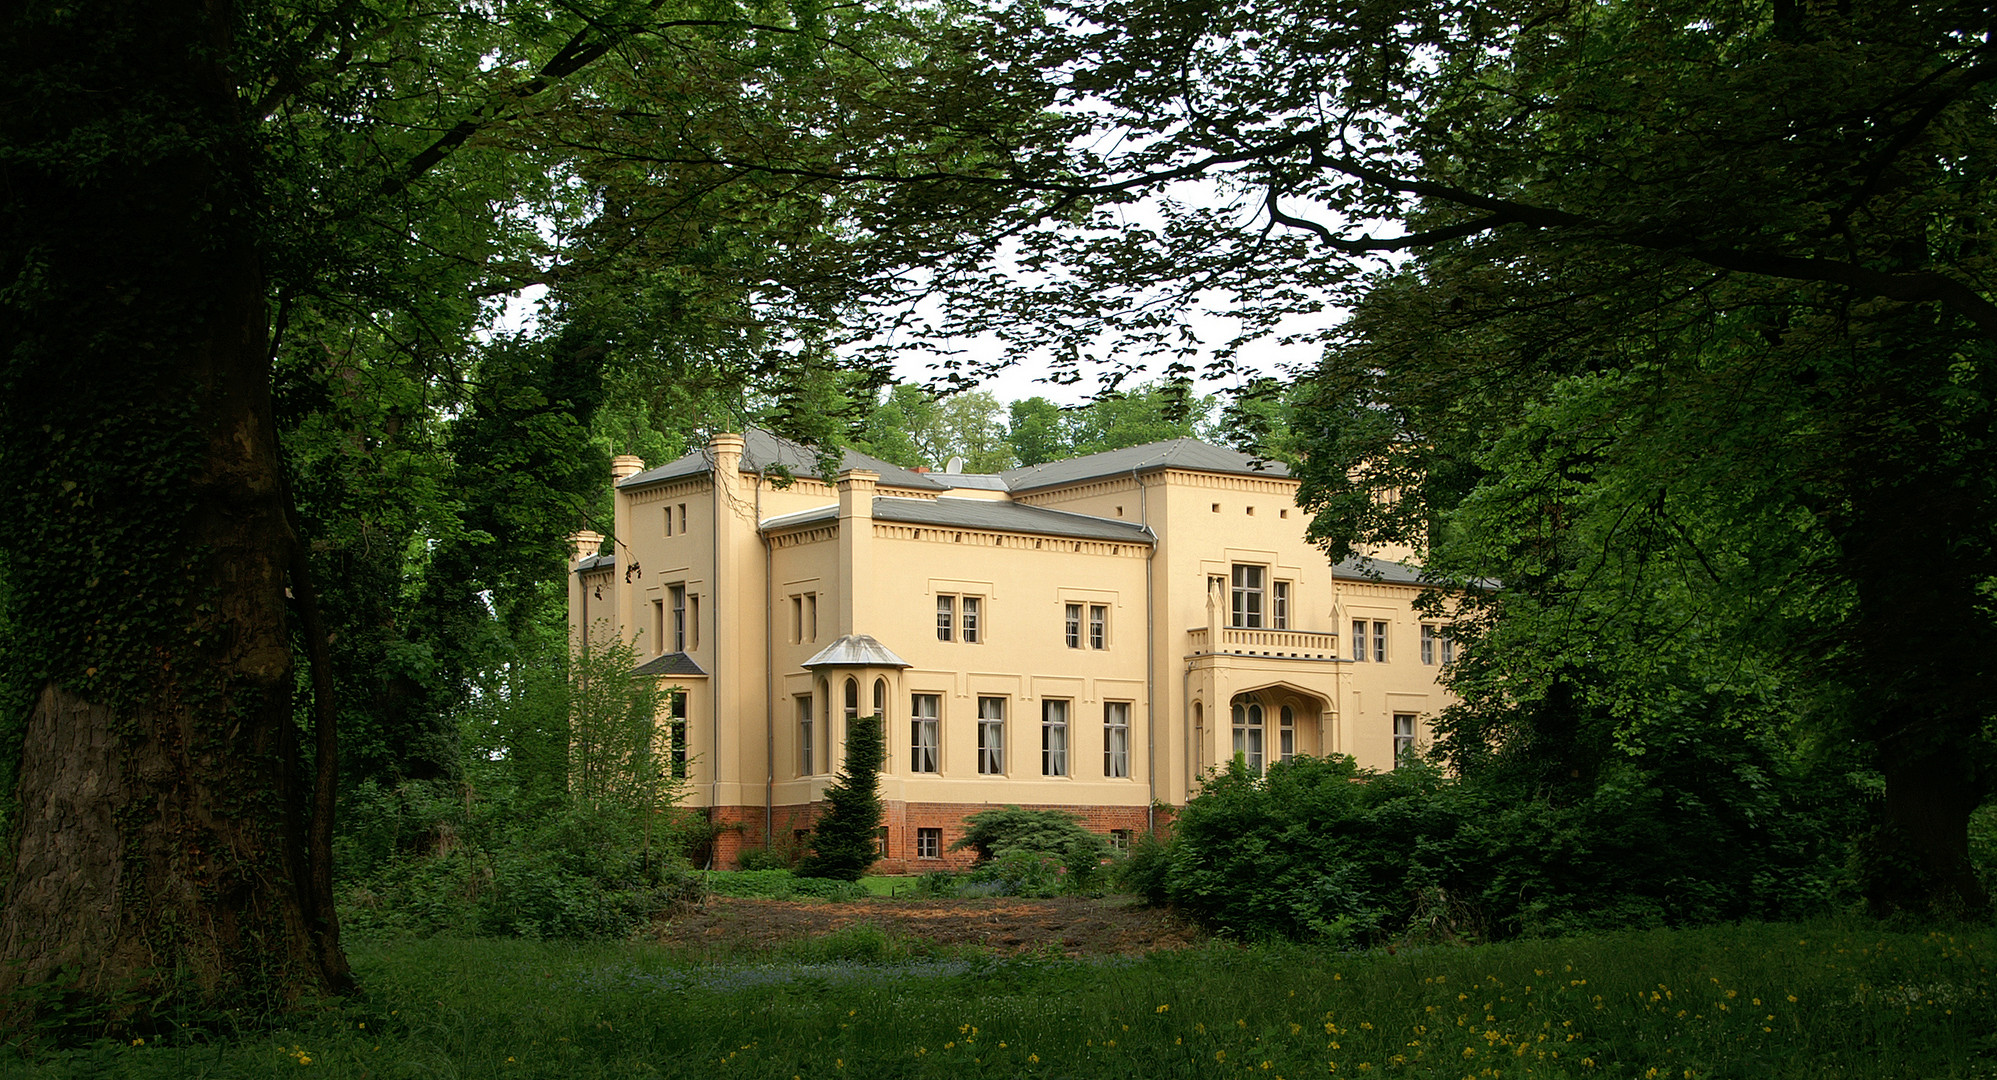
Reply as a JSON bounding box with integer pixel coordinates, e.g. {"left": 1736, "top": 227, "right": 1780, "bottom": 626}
{"left": 798, "top": 714, "right": 884, "bottom": 881}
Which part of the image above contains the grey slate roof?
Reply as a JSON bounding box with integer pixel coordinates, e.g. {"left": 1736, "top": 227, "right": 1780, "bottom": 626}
{"left": 927, "top": 472, "right": 1010, "bottom": 491}
{"left": 576, "top": 554, "right": 615, "bottom": 573}
{"left": 631, "top": 652, "right": 708, "bottom": 677}
{"left": 802, "top": 634, "right": 911, "bottom": 669}
{"left": 760, "top": 496, "right": 1156, "bottom": 545}
{"left": 1331, "top": 556, "right": 1425, "bottom": 586}
{"left": 618, "top": 429, "right": 947, "bottom": 492}
{"left": 1000, "top": 438, "right": 1290, "bottom": 493}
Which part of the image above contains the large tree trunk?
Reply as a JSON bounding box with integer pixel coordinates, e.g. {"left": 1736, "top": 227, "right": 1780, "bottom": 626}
{"left": 0, "top": 0, "right": 350, "bottom": 1024}
{"left": 1834, "top": 347, "right": 1997, "bottom": 918}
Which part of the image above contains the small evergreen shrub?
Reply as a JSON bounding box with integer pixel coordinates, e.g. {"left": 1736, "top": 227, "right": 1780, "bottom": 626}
{"left": 798, "top": 714, "right": 884, "bottom": 881}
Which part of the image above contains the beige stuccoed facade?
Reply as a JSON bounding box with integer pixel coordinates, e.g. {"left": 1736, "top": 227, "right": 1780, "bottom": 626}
{"left": 568, "top": 430, "right": 1456, "bottom": 870}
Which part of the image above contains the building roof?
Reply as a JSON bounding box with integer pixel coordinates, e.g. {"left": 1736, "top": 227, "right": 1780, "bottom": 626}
{"left": 802, "top": 634, "right": 911, "bottom": 669}
{"left": 760, "top": 496, "right": 1156, "bottom": 545}
{"left": 631, "top": 652, "right": 708, "bottom": 677}
{"left": 617, "top": 429, "right": 947, "bottom": 492}
{"left": 999, "top": 438, "right": 1290, "bottom": 493}
{"left": 576, "top": 553, "right": 615, "bottom": 573}
{"left": 1331, "top": 556, "right": 1425, "bottom": 586}
{"left": 927, "top": 472, "right": 1010, "bottom": 491}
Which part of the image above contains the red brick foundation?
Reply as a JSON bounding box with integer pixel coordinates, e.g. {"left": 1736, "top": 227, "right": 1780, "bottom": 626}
{"left": 706, "top": 800, "right": 1174, "bottom": 874}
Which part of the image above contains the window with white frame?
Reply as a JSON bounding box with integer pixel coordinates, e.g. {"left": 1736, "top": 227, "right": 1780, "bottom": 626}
{"left": 1372, "top": 620, "right": 1387, "bottom": 662}
{"left": 1351, "top": 619, "right": 1366, "bottom": 661}
{"left": 667, "top": 690, "right": 688, "bottom": 779}
{"left": 977, "top": 697, "right": 1005, "bottom": 774}
{"left": 1279, "top": 705, "right": 1295, "bottom": 761}
{"left": 797, "top": 695, "right": 815, "bottom": 776}
{"left": 1103, "top": 701, "right": 1130, "bottom": 778}
{"left": 1088, "top": 604, "right": 1108, "bottom": 649}
{"left": 916, "top": 827, "right": 942, "bottom": 859}
{"left": 669, "top": 584, "right": 686, "bottom": 652}
{"left": 1042, "top": 699, "right": 1069, "bottom": 776}
{"left": 1421, "top": 624, "right": 1454, "bottom": 664}
{"left": 1393, "top": 713, "right": 1417, "bottom": 763}
{"left": 1231, "top": 564, "right": 1266, "bottom": 628}
{"left": 1273, "top": 581, "right": 1290, "bottom": 629}
{"left": 937, "top": 594, "right": 983, "bottom": 643}
{"left": 1064, "top": 603, "right": 1082, "bottom": 648}
{"left": 910, "top": 694, "right": 940, "bottom": 773}
{"left": 1232, "top": 699, "right": 1265, "bottom": 774}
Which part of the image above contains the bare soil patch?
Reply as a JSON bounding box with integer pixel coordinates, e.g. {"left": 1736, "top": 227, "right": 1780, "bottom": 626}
{"left": 651, "top": 895, "right": 1202, "bottom": 956}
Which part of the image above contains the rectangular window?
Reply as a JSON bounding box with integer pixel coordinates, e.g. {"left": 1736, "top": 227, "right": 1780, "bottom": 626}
{"left": 1393, "top": 713, "right": 1417, "bottom": 762}
{"left": 1442, "top": 636, "right": 1455, "bottom": 665}
{"left": 916, "top": 827, "right": 942, "bottom": 859}
{"left": 1352, "top": 619, "right": 1367, "bottom": 661}
{"left": 792, "top": 596, "right": 804, "bottom": 643}
{"left": 668, "top": 691, "right": 689, "bottom": 779}
{"left": 1042, "top": 699, "right": 1069, "bottom": 777}
{"left": 1373, "top": 620, "right": 1387, "bottom": 663}
{"left": 1065, "top": 603, "right": 1083, "bottom": 648}
{"left": 977, "top": 697, "right": 1005, "bottom": 774}
{"left": 910, "top": 694, "right": 940, "bottom": 773}
{"left": 669, "top": 585, "right": 687, "bottom": 652}
{"left": 663, "top": 504, "right": 674, "bottom": 537}
{"left": 1279, "top": 705, "right": 1295, "bottom": 761}
{"left": 807, "top": 593, "right": 818, "bottom": 642}
{"left": 652, "top": 599, "right": 666, "bottom": 654}
{"left": 936, "top": 595, "right": 954, "bottom": 641}
{"left": 1108, "top": 828, "right": 1133, "bottom": 852}
{"left": 1421, "top": 623, "right": 1436, "bottom": 664}
{"left": 1231, "top": 565, "right": 1265, "bottom": 628}
{"left": 689, "top": 594, "right": 700, "bottom": 651}
{"left": 677, "top": 503, "right": 687, "bottom": 534}
{"left": 875, "top": 826, "right": 889, "bottom": 856}
{"left": 1273, "top": 582, "right": 1290, "bottom": 629}
{"left": 1103, "top": 701, "right": 1130, "bottom": 778}
{"left": 1089, "top": 604, "right": 1108, "bottom": 649}
{"left": 797, "top": 695, "right": 815, "bottom": 775}
{"left": 961, "top": 596, "right": 981, "bottom": 644}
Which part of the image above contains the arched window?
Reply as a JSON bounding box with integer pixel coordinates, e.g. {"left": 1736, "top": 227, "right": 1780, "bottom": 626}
{"left": 844, "top": 677, "right": 859, "bottom": 722}
{"left": 1232, "top": 696, "right": 1265, "bottom": 774}
{"left": 873, "top": 678, "right": 887, "bottom": 718}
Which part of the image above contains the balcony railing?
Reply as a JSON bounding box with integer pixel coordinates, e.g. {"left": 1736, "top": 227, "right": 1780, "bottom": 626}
{"left": 1187, "top": 626, "right": 1341, "bottom": 661}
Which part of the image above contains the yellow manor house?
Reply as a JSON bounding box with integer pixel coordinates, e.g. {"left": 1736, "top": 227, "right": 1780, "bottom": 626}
{"left": 567, "top": 430, "right": 1455, "bottom": 870}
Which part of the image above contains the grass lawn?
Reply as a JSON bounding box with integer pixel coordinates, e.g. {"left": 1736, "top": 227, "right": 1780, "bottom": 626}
{"left": 9, "top": 920, "right": 1993, "bottom": 1078}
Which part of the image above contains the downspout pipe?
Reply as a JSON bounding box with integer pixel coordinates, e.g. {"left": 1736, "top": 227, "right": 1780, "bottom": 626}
{"left": 759, "top": 470, "right": 774, "bottom": 848}
{"left": 1135, "top": 465, "right": 1157, "bottom": 836}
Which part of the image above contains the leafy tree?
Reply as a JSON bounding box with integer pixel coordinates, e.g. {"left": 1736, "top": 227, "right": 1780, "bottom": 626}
{"left": 853, "top": 385, "right": 1017, "bottom": 471}
{"left": 904, "top": 0, "right": 1997, "bottom": 915}
{"left": 797, "top": 715, "right": 884, "bottom": 882}
{"left": 0, "top": 0, "right": 1063, "bottom": 1018}
{"left": 1005, "top": 397, "right": 1069, "bottom": 466}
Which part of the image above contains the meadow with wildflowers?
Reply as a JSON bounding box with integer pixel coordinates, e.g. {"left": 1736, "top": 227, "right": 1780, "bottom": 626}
{"left": 10, "top": 919, "right": 1990, "bottom": 1078}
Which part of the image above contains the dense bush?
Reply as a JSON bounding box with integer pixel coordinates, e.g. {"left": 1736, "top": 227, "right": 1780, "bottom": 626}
{"left": 335, "top": 636, "right": 704, "bottom": 939}
{"left": 1144, "top": 741, "right": 1864, "bottom": 946}
{"left": 950, "top": 806, "right": 1116, "bottom": 896}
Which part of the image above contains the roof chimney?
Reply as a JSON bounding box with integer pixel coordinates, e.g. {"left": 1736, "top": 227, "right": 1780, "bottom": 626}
{"left": 568, "top": 530, "right": 604, "bottom": 564}
{"left": 611, "top": 455, "right": 645, "bottom": 483}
